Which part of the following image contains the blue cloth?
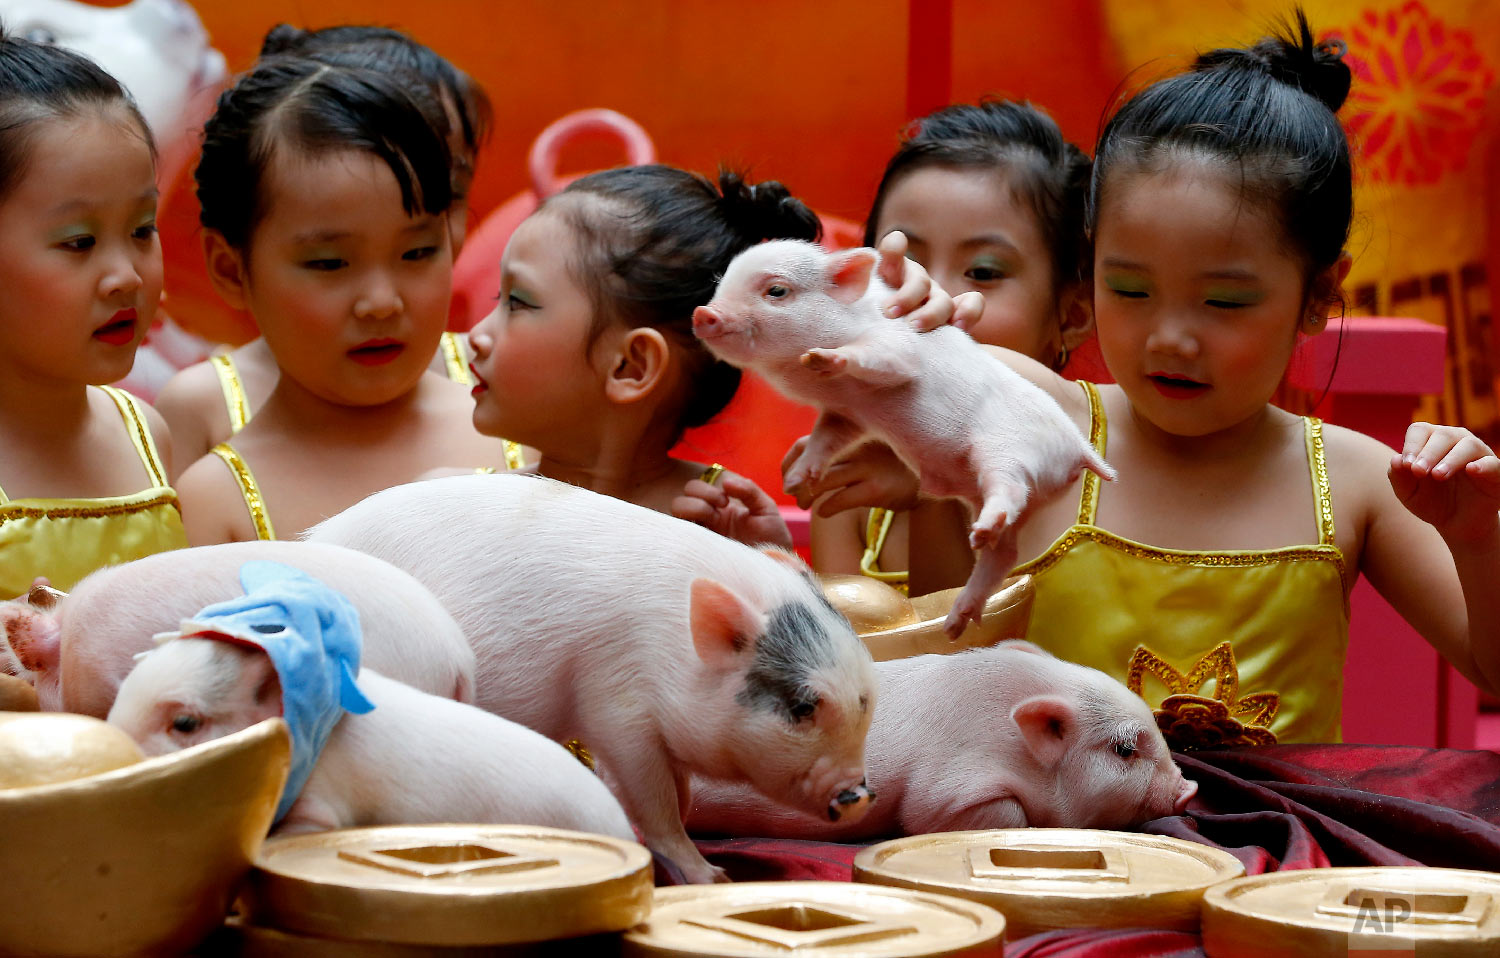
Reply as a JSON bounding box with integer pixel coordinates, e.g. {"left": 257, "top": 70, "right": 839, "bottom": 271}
{"left": 176, "top": 561, "right": 375, "bottom": 821}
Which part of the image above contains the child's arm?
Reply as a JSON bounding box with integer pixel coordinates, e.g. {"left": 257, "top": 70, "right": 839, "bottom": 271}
{"left": 154, "top": 361, "right": 228, "bottom": 481}
{"left": 1353, "top": 423, "right": 1500, "bottom": 695}
{"left": 174, "top": 454, "right": 257, "bottom": 547}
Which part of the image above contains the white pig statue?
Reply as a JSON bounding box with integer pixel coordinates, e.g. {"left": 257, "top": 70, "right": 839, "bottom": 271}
{"left": 688, "top": 641, "right": 1198, "bottom": 839}
{"left": 692, "top": 239, "right": 1114, "bottom": 636}
{"left": 109, "top": 636, "right": 635, "bottom": 841}
{"left": 309, "top": 473, "right": 878, "bottom": 884}
{"left": 1, "top": 542, "right": 475, "bottom": 716}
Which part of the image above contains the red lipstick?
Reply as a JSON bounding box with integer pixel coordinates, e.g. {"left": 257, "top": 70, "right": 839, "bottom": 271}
{"left": 348, "top": 338, "right": 406, "bottom": 366}
{"left": 93, "top": 308, "right": 137, "bottom": 346}
{"left": 1148, "top": 372, "right": 1209, "bottom": 399}
{"left": 469, "top": 363, "right": 488, "bottom": 397}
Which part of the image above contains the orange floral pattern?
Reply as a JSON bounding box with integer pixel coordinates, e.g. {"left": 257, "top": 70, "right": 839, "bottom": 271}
{"left": 1127, "top": 643, "right": 1280, "bottom": 750}
{"left": 1330, "top": 2, "right": 1495, "bottom": 186}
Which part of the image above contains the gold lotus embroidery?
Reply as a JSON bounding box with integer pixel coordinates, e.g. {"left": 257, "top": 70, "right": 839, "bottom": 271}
{"left": 1127, "top": 643, "right": 1279, "bottom": 750}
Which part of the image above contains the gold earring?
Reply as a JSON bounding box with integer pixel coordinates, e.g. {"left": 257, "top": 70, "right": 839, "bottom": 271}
{"left": 1054, "top": 343, "right": 1071, "bottom": 370}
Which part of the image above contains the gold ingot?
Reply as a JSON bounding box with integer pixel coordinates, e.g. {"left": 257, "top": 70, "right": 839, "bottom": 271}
{"left": 622, "top": 880, "right": 1005, "bottom": 957}
{"left": 854, "top": 828, "right": 1244, "bottom": 940}
{"left": 0, "top": 711, "right": 144, "bottom": 788}
{"left": 821, "top": 575, "right": 1033, "bottom": 662}
{"left": 210, "top": 914, "right": 619, "bottom": 956}
{"left": 1202, "top": 866, "right": 1500, "bottom": 957}
{"left": 241, "top": 824, "right": 653, "bottom": 946}
{"left": 0, "top": 672, "right": 38, "bottom": 711}
{"left": 0, "top": 717, "right": 290, "bottom": 957}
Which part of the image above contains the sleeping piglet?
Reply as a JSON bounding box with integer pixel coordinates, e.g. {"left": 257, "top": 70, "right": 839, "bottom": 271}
{"left": 688, "top": 641, "right": 1196, "bottom": 840}
{"left": 108, "top": 638, "right": 635, "bottom": 841}
{"left": 1, "top": 542, "right": 475, "bottom": 717}
{"left": 693, "top": 240, "right": 1114, "bottom": 636}
{"left": 309, "top": 474, "right": 878, "bottom": 884}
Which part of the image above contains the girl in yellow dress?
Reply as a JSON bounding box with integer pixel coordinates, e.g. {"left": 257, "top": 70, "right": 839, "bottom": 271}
{"left": 0, "top": 31, "right": 187, "bottom": 596}
{"left": 806, "top": 100, "right": 1096, "bottom": 594}
{"left": 174, "top": 55, "right": 512, "bottom": 545}
{"left": 154, "top": 25, "right": 521, "bottom": 474}
{"left": 798, "top": 14, "right": 1500, "bottom": 748}
{"left": 467, "top": 165, "right": 964, "bottom": 539}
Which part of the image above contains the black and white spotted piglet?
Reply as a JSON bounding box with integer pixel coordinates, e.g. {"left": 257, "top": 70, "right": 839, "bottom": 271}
{"left": 309, "top": 474, "right": 877, "bottom": 884}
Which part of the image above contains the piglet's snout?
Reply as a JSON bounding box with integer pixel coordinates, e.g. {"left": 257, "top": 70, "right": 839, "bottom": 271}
{"left": 826, "top": 781, "right": 875, "bottom": 822}
{"left": 692, "top": 305, "right": 724, "bottom": 338}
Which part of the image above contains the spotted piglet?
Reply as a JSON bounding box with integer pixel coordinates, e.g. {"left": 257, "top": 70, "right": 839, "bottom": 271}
{"left": 693, "top": 240, "right": 1114, "bottom": 636}
{"left": 309, "top": 474, "right": 878, "bottom": 884}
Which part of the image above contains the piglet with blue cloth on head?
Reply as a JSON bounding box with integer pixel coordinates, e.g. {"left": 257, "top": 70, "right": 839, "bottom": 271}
{"left": 168, "top": 560, "right": 375, "bottom": 821}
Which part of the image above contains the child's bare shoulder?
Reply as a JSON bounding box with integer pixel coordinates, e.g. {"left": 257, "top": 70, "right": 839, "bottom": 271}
{"left": 174, "top": 450, "right": 251, "bottom": 545}
{"left": 154, "top": 360, "right": 230, "bottom": 466}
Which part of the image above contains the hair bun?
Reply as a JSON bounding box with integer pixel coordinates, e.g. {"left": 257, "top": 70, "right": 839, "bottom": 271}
{"left": 1196, "top": 9, "right": 1351, "bottom": 113}
{"left": 258, "top": 23, "right": 308, "bottom": 57}
{"left": 716, "top": 170, "right": 821, "bottom": 245}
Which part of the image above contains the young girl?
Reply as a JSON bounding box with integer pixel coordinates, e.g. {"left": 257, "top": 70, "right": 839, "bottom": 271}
{"left": 807, "top": 100, "right": 1095, "bottom": 593}
{"left": 175, "top": 55, "right": 511, "bottom": 545}
{"left": 0, "top": 32, "right": 186, "bottom": 596}
{"left": 468, "top": 164, "right": 960, "bottom": 538}
{"left": 804, "top": 15, "right": 1500, "bottom": 747}
{"left": 154, "top": 26, "right": 510, "bottom": 473}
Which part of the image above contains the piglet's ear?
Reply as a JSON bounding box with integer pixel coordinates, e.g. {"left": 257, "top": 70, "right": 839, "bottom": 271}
{"left": 826, "top": 249, "right": 878, "bottom": 305}
{"left": 236, "top": 651, "right": 283, "bottom": 721}
{"left": 1011, "top": 695, "right": 1077, "bottom": 768}
{"left": 758, "top": 547, "right": 809, "bottom": 574}
{"left": 2, "top": 606, "right": 61, "bottom": 675}
{"left": 689, "top": 578, "right": 766, "bottom": 670}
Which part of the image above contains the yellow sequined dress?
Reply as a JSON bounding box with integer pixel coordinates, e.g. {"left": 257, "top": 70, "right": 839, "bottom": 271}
{"left": 210, "top": 333, "right": 524, "bottom": 541}
{"left": 1012, "top": 381, "right": 1350, "bottom": 748}
{"left": 0, "top": 386, "right": 187, "bottom": 595}
{"left": 860, "top": 507, "right": 909, "bottom": 594}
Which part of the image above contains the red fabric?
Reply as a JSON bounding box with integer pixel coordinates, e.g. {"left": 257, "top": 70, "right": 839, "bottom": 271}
{"left": 681, "top": 743, "right": 1500, "bottom": 956}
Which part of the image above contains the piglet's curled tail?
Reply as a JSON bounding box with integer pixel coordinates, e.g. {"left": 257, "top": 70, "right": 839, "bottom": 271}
{"left": 715, "top": 170, "right": 821, "bottom": 248}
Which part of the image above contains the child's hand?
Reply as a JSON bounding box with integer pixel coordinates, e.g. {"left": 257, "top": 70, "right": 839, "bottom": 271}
{"left": 876, "top": 231, "right": 985, "bottom": 333}
{"left": 1389, "top": 423, "right": 1500, "bottom": 545}
{"left": 781, "top": 437, "right": 921, "bottom": 515}
{"left": 672, "top": 473, "right": 794, "bottom": 550}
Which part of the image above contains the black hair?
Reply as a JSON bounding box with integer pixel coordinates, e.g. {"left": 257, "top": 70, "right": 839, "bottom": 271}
{"left": 550, "top": 165, "right": 821, "bottom": 439}
{"left": 196, "top": 55, "right": 453, "bottom": 250}
{"left": 0, "top": 28, "right": 152, "bottom": 204}
{"left": 1091, "top": 10, "right": 1352, "bottom": 299}
{"left": 259, "top": 24, "right": 490, "bottom": 175}
{"left": 865, "top": 99, "right": 1092, "bottom": 292}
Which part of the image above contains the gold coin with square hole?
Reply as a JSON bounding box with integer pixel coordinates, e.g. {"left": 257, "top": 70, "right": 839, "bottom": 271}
{"left": 241, "top": 824, "right": 652, "bottom": 946}
{"left": 622, "top": 881, "right": 1004, "bottom": 957}
{"left": 854, "top": 828, "right": 1244, "bottom": 939}
{"left": 1202, "top": 866, "right": 1500, "bottom": 957}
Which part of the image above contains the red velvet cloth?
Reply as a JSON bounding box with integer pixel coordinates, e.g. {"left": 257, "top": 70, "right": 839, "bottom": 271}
{"left": 680, "top": 744, "right": 1500, "bottom": 956}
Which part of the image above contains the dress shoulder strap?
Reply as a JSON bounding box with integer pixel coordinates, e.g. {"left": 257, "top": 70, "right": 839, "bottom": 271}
{"left": 210, "top": 353, "right": 251, "bottom": 435}
{"left": 211, "top": 442, "right": 276, "bottom": 541}
{"left": 440, "top": 331, "right": 470, "bottom": 385}
{"left": 1303, "top": 417, "right": 1335, "bottom": 546}
{"left": 1077, "top": 380, "right": 1107, "bottom": 525}
{"left": 101, "top": 385, "right": 168, "bottom": 489}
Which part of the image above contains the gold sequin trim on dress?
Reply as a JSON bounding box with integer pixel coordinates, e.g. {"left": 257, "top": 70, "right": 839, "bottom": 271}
{"left": 440, "top": 331, "right": 470, "bottom": 385}
{"left": 1127, "top": 642, "right": 1279, "bottom": 749}
{"left": 209, "top": 354, "right": 251, "bottom": 434}
{"left": 103, "top": 386, "right": 168, "bottom": 488}
{"left": 563, "top": 739, "right": 596, "bottom": 770}
{"left": 503, "top": 441, "right": 526, "bottom": 471}
{"left": 860, "top": 507, "right": 909, "bottom": 592}
{"left": 211, "top": 443, "right": 276, "bottom": 541}
{"left": 0, "top": 491, "right": 180, "bottom": 522}
{"left": 1305, "top": 416, "right": 1335, "bottom": 546}
{"left": 1078, "top": 380, "right": 1106, "bottom": 525}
